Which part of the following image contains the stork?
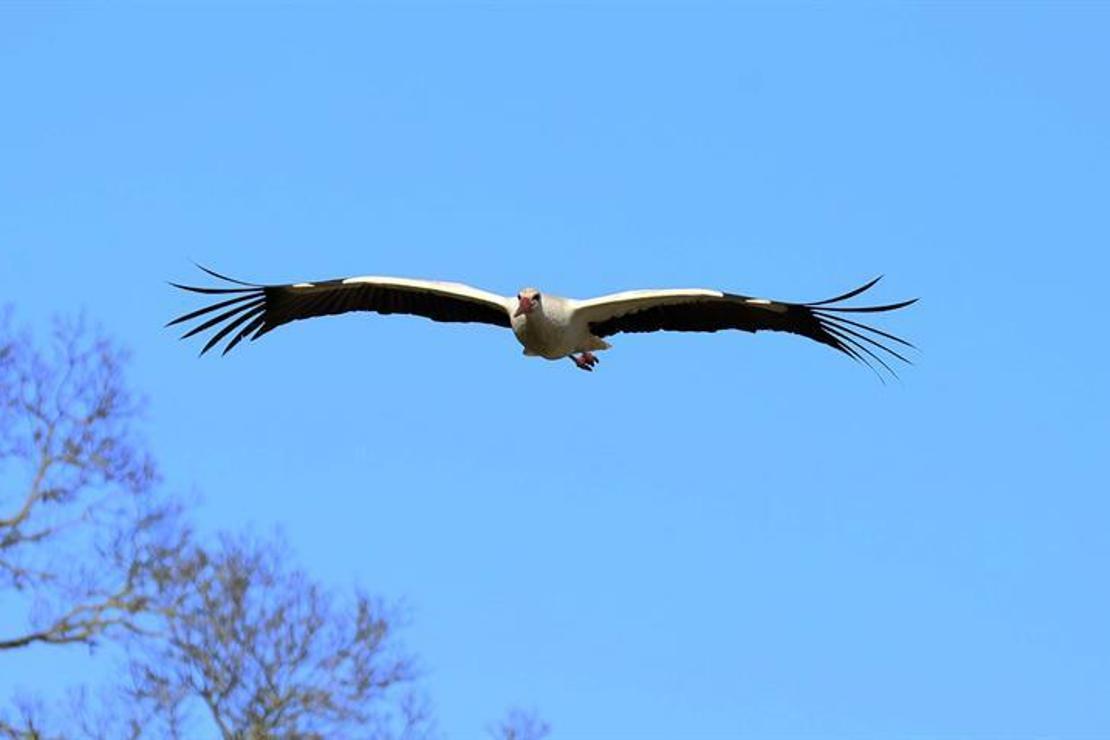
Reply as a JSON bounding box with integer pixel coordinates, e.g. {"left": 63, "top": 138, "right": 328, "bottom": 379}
{"left": 168, "top": 266, "right": 916, "bottom": 377}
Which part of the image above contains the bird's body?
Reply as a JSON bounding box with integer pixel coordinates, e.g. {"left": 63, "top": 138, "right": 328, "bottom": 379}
{"left": 510, "top": 292, "right": 607, "bottom": 359}
{"left": 168, "top": 267, "right": 917, "bottom": 377}
{"left": 513, "top": 305, "right": 573, "bottom": 358}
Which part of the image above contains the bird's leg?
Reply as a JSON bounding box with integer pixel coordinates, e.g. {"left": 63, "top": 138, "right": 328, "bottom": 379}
{"left": 570, "top": 354, "right": 593, "bottom": 372}
{"left": 570, "top": 352, "right": 600, "bottom": 371}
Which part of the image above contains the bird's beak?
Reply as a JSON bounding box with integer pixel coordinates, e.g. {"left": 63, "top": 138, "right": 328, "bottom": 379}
{"left": 514, "top": 297, "right": 534, "bottom": 317}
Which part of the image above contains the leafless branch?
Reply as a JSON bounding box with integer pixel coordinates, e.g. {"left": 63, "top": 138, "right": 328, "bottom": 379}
{"left": 489, "top": 708, "right": 551, "bottom": 740}
{"left": 0, "top": 313, "right": 176, "bottom": 651}
{"left": 1, "top": 312, "right": 526, "bottom": 738}
{"left": 127, "top": 534, "right": 426, "bottom": 738}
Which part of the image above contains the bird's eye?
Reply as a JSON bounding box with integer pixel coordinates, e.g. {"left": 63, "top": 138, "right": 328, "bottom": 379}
{"left": 533, "top": 293, "right": 541, "bottom": 301}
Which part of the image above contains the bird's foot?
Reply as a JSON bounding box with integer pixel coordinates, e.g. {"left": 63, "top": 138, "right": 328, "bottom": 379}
{"left": 570, "top": 352, "right": 600, "bottom": 372}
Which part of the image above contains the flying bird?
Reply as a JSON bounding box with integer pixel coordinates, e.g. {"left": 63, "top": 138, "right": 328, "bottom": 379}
{"left": 168, "top": 266, "right": 917, "bottom": 377}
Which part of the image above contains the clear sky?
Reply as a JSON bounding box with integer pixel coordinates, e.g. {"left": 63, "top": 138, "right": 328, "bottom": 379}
{"left": 2, "top": 3, "right": 1108, "bottom": 738}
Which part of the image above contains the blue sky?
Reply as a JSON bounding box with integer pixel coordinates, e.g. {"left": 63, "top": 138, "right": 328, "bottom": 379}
{"left": 2, "top": 3, "right": 1108, "bottom": 737}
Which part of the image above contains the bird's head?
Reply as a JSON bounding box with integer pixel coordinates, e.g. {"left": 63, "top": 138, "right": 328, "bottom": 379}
{"left": 514, "top": 288, "right": 542, "bottom": 318}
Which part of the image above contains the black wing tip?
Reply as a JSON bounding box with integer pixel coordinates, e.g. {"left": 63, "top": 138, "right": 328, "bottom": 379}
{"left": 168, "top": 265, "right": 270, "bottom": 356}
{"left": 820, "top": 320, "right": 914, "bottom": 381}
{"left": 168, "top": 282, "right": 257, "bottom": 296}
{"left": 190, "top": 262, "right": 262, "bottom": 287}
{"left": 812, "top": 310, "right": 918, "bottom": 350}
{"left": 829, "top": 335, "right": 889, "bottom": 385}
{"left": 806, "top": 275, "right": 884, "bottom": 307}
{"left": 168, "top": 264, "right": 263, "bottom": 292}
{"left": 805, "top": 276, "right": 920, "bottom": 313}
{"left": 801, "top": 277, "right": 917, "bottom": 381}
{"left": 805, "top": 277, "right": 917, "bottom": 315}
{"left": 818, "top": 297, "right": 919, "bottom": 314}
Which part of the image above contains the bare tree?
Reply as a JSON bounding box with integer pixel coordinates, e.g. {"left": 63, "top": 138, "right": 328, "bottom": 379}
{"left": 126, "top": 534, "right": 430, "bottom": 739}
{"left": 0, "top": 312, "right": 182, "bottom": 652}
{"left": 1, "top": 313, "right": 536, "bottom": 738}
{"left": 1, "top": 532, "right": 432, "bottom": 739}
{"left": 489, "top": 708, "right": 551, "bottom": 740}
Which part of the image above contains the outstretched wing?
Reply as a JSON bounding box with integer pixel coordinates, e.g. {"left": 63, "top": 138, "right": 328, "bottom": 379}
{"left": 573, "top": 277, "right": 917, "bottom": 378}
{"left": 168, "top": 266, "right": 513, "bottom": 355}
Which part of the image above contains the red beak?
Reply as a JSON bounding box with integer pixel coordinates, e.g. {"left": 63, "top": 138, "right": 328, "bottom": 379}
{"left": 514, "top": 296, "right": 534, "bottom": 317}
